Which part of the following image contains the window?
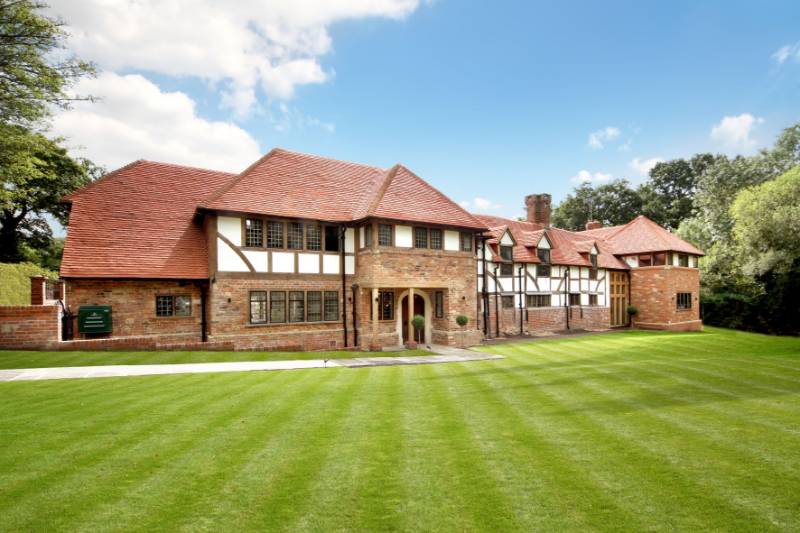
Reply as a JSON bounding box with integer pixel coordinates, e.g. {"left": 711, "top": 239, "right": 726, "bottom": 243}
{"left": 500, "top": 245, "right": 513, "bottom": 261}
{"left": 307, "top": 291, "right": 322, "bottom": 322}
{"left": 324, "top": 291, "right": 339, "bottom": 321}
{"left": 378, "top": 224, "right": 392, "bottom": 246}
{"left": 569, "top": 293, "right": 581, "bottom": 306}
{"left": 589, "top": 294, "right": 598, "bottom": 306}
{"left": 306, "top": 225, "right": 321, "bottom": 251}
{"left": 589, "top": 268, "right": 598, "bottom": 280}
{"left": 250, "top": 291, "right": 267, "bottom": 324}
{"left": 500, "top": 263, "right": 513, "bottom": 276}
{"left": 526, "top": 294, "right": 551, "bottom": 307}
{"left": 363, "top": 224, "right": 373, "bottom": 248}
{"left": 537, "top": 248, "right": 550, "bottom": 264}
{"left": 245, "top": 218, "right": 263, "bottom": 247}
{"left": 289, "top": 291, "right": 305, "bottom": 322}
{"left": 414, "top": 227, "right": 428, "bottom": 248}
{"left": 460, "top": 232, "right": 473, "bottom": 252}
{"left": 639, "top": 254, "right": 652, "bottom": 267}
{"left": 379, "top": 290, "right": 394, "bottom": 321}
{"left": 537, "top": 264, "right": 551, "bottom": 278}
{"left": 155, "top": 295, "right": 191, "bottom": 317}
{"left": 590, "top": 253, "right": 598, "bottom": 268}
{"left": 430, "top": 229, "right": 442, "bottom": 249}
{"left": 156, "top": 295, "right": 173, "bottom": 317}
{"left": 435, "top": 291, "right": 444, "bottom": 318}
{"left": 678, "top": 254, "right": 689, "bottom": 267}
{"left": 270, "top": 291, "right": 286, "bottom": 323}
{"left": 677, "top": 292, "right": 692, "bottom": 310}
{"left": 324, "top": 226, "right": 340, "bottom": 252}
{"left": 501, "top": 295, "right": 514, "bottom": 309}
{"left": 653, "top": 252, "right": 667, "bottom": 266}
{"left": 267, "top": 221, "right": 284, "bottom": 248}
{"left": 287, "top": 222, "right": 304, "bottom": 249}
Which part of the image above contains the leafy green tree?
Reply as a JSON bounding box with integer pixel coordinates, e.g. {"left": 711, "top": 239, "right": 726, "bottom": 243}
{"left": 552, "top": 179, "right": 641, "bottom": 230}
{"left": 0, "top": 124, "right": 98, "bottom": 263}
{"left": 639, "top": 153, "right": 719, "bottom": 230}
{"left": 0, "top": 0, "right": 94, "bottom": 125}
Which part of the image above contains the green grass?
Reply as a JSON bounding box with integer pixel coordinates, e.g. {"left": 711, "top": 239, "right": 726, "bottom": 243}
{"left": 1, "top": 326, "right": 798, "bottom": 532}
{"left": 0, "top": 262, "right": 58, "bottom": 305}
{"left": 0, "top": 348, "right": 432, "bottom": 369}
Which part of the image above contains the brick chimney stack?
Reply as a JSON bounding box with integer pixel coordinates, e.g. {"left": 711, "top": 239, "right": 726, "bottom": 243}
{"left": 524, "top": 194, "right": 551, "bottom": 227}
{"left": 585, "top": 220, "right": 603, "bottom": 230}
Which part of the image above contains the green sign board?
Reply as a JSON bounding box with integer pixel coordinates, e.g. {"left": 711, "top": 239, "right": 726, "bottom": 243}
{"left": 77, "top": 305, "right": 112, "bottom": 334}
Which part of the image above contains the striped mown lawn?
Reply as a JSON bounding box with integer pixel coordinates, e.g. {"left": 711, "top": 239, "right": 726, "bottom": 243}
{"left": 0, "top": 327, "right": 798, "bottom": 532}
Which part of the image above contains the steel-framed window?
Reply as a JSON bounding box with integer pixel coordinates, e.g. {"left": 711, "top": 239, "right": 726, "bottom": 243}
{"left": 379, "top": 290, "right": 394, "bottom": 321}
{"left": 287, "top": 222, "right": 304, "bottom": 249}
{"left": 460, "top": 232, "right": 473, "bottom": 252}
{"left": 537, "top": 264, "right": 551, "bottom": 277}
{"left": 500, "top": 245, "right": 513, "bottom": 261}
{"left": 589, "top": 294, "right": 598, "bottom": 306}
{"left": 363, "top": 224, "right": 373, "bottom": 248}
{"left": 526, "top": 294, "right": 550, "bottom": 307}
{"left": 429, "top": 229, "right": 442, "bottom": 249}
{"left": 677, "top": 292, "right": 692, "bottom": 310}
{"left": 324, "top": 291, "right": 339, "bottom": 321}
{"left": 500, "top": 263, "right": 513, "bottom": 276}
{"left": 288, "top": 291, "right": 305, "bottom": 322}
{"left": 245, "top": 218, "right": 263, "bottom": 247}
{"left": 155, "top": 295, "right": 191, "bottom": 317}
{"left": 270, "top": 291, "right": 286, "bottom": 323}
{"left": 569, "top": 293, "right": 581, "bottom": 306}
{"left": 306, "top": 225, "right": 321, "bottom": 251}
{"left": 249, "top": 291, "right": 267, "bottom": 324}
{"left": 435, "top": 291, "right": 444, "bottom": 318}
{"left": 306, "top": 291, "right": 322, "bottom": 321}
{"left": 155, "top": 295, "right": 173, "bottom": 317}
{"left": 378, "top": 224, "right": 392, "bottom": 246}
{"left": 414, "top": 227, "right": 428, "bottom": 248}
{"left": 537, "top": 248, "right": 550, "bottom": 264}
{"left": 267, "top": 221, "right": 284, "bottom": 249}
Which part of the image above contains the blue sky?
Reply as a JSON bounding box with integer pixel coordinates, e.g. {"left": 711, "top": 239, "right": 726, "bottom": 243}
{"left": 50, "top": 0, "right": 800, "bottom": 221}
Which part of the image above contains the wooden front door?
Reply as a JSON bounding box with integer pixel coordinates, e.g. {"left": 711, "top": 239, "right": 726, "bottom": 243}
{"left": 609, "top": 271, "right": 629, "bottom": 327}
{"left": 402, "top": 294, "right": 426, "bottom": 343}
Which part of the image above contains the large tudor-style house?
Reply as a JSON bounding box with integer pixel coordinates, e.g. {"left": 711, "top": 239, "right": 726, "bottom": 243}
{"left": 59, "top": 148, "right": 703, "bottom": 351}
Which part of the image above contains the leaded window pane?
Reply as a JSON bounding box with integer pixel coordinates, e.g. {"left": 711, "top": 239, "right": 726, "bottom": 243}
{"left": 250, "top": 291, "right": 267, "bottom": 324}
{"left": 460, "top": 232, "right": 472, "bottom": 252}
{"left": 289, "top": 291, "right": 304, "bottom": 322}
{"left": 379, "top": 291, "right": 394, "bottom": 321}
{"left": 414, "top": 227, "right": 428, "bottom": 248}
{"left": 156, "top": 296, "right": 173, "bottom": 316}
{"left": 245, "top": 218, "right": 263, "bottom": 247}
{"left": 430, "top": 229, "right": 442, "bottom": 249}
{"left": 174, "top": 295, "right": 191, "bottom": 316}
{"left": 307, "top": 291, "right": 322, "bottom": 321}
{"left": 324, "top": 291, "right": 339, "bottom": 321}
{"left": 270, "top": 291, "right": 286, "bottom": 323}
{"left": 267, "top": 221, "right": 284, "bottom": 248}
{"left": 378, "top": 224, "right": 392, "bottom": 246}
{"left": 287, "top": 223, "right": 304, "bottom": 249}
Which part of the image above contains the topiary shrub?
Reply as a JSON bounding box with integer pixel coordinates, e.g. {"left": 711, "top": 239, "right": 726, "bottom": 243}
{"left": 626, "top": 305, "right": 638, "bottom": 316}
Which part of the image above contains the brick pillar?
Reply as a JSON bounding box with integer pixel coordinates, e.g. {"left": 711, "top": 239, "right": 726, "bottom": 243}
{"left": 30, "top": 276, "right": 46, "bottom": 305}
{"left": 407, "top": 288, "right": 414, "bottom": 343}
{"left": 371, "top": 287, "right": 379, "bottom": 350}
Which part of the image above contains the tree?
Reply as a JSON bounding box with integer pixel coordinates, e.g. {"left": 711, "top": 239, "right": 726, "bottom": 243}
{"left": 551, "top": 179, "right": 641, "bottom": 231}
{"left": 639, "top": 153, "right": 718, "bottom": 230}
{"left": 0, "top": 124, "right": 97, "bottom": 263}
{"left": 0, "top": 0, "right": 94, "bottom": 126}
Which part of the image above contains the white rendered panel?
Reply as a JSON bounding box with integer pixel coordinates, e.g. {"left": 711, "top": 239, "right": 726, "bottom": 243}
{"left": 625, "top": 256, "right": 639, "bottom": 268}
{"left": 500, "top": 231, "right": 514, "bottom": 246}
{"left": 243, "top": 250, "right": 268, "bottom": 272}
{"left": 298, "top": 253, "right": 319, "bottom": 274}
{"left": 345, "top": 255, "right": 355, "bottom": 275}
{"left": 271, "top": 252, "right": 294, "bottom": 273}
{"left": 218, "top": 216, "right": 242, "bottom": 246}
{"left": 444, "top": 230, "right": 459, "bottom": 251}
{"left": 323, "top": 254, "right": 340, "bottom": 274}
{"left": 217, "top": 237, "right": 248, "bottom": 272}
{"left": 538, "top": 235, "right": 551, "bottom": 249}
{"left": 345, "top": 228, "right": 355, "bottom": 253}
{"left": 395, "top": 225, "right": 412, "bottom": 247}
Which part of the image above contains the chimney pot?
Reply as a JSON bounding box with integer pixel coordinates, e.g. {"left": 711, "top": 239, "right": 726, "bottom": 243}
{"left": 585, "top": 220, "right": 603, "bottom": 230}
{"left": 524, "top": 193, "right": 551, "bottom": 227}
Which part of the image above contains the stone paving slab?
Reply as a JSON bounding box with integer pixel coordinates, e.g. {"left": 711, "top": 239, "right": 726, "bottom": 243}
{"left": 0, "top": 351, "right": 503, "bottom": 382}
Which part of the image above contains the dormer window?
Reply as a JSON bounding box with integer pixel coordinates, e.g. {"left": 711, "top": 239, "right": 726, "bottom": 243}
{"left": 590, "top": 253, "right": 597, "bottom": 269}
{"left": 500, "top": 245, "right": 513, "bottom": 261}
{"left": 537, "top": 248, "right": 550, "bottom": 264}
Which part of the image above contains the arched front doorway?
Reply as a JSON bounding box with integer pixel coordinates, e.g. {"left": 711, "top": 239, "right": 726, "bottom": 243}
{"left": 396, "top": 290, "right": 432, "bottom": 345}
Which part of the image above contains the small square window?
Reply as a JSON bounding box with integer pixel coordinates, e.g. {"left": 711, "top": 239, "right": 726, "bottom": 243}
{"left": 677, "top": 292, "right": 692, "bottom": 310}
{"left": 267, "top": 221, "right": 284, "bottom": 249}
{"left": 287, "top": 222, "right": 304, "bottom": 249}
{"left": 501, "top": 295, "right": 514, "bottom": 309}
{"left": 569, "top": 293, "right": 581, "bottom": 306}
{"left": 175, "top": 295, "right": 191, "bottom": 316}
{"left": 589, "top": 268, "right": 598, "bottom": 280}
{"left": 653, "top": 252, "right": 667, "bottom": 266}
{"left": 679, "top": 254, "right": 689, "bottom": 267}
{"left": 430, "top": 229, "right": 442, "bottom": 249}
{"left": 537, "top": 248, "right": 550, "bottom": 264}
{"left": 245, "top": 218, "right": 263, "bottom": 247}
{"left": 537, "top": 264, "right": 551, "bottom": 278}
{"left": 460, "top": 232, "right": 473, "bottom": 252}
{"left": 589, "top": 294, "right": 598, "bottom": 306}
{"left": 156, "top": 295, "right": 173, "bottom": 317}
{"left": 500, "top": 263, "right": 513, "bottom": 276}
{"left": 500, "top": 245, "right": 513, "bottom": 261}
{"left": 414, "top": 227, "right": 428, "bottom": 248}
{"left": 306, "top": 225, "right": 321, "bottom": 251}
{"left": 378, "top": 224, "right": 393, "bottom": 246}
{"left": 639, "top": 254, "right": 652, "bottom": 267}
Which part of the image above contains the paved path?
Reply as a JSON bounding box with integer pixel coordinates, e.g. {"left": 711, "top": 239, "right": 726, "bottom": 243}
{"left": 0, "top": 349, "right": 502, "bottom": 382}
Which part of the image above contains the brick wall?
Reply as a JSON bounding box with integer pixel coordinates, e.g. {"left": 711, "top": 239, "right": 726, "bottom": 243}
{"left": 208, "top": 274, "right": 356, "bottom": 351}
{"left": 481, "top": 294, "right": 610, "bottom": 336}
{"left": 66, "top": 279, "right": 204, "bottom": 341}
{"left": 0, "top": 305, "right": 60, "bottom": 349}
{"left": 630, "top": 266, "right": 702, "bottom": 331}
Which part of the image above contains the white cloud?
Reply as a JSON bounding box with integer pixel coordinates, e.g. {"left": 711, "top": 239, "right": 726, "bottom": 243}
{"left": 459, "top": 197, "right": 501, "bottom": 210}
{"left": 52, "top": 72, "right": 262, "bottom": 172}
{"left": 270, "top": 102, "right": 335, "bottom": 133}
{"left": 570, "top": 170, "right": 612, "bottom": 184}
{"left": 710, "top": 113, "right": 764, "bottom": 153}
{"left": 772, "top": 42, "right": 800, "bottom": 65}
{"left": 587, "top": 126, "right": 620, "bottom": 149}
{"left": 47, "top": 0, "right": 422, "bottom": 116}
{"left": 629, "top": 157, "right": 664, "bottom": 177}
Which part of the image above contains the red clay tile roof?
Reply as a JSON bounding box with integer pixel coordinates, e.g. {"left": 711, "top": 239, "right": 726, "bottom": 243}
{"left": 61, "top": 160, "right": 236, "bottom": 279}
{"left": 474, "top": 214, "right": 629, "bottom": 269}
{"left": 201, "top": 149, "right": 485, "bottom": 229}
{"left": 579, "top": 215, "right": 704, "bottom": 256}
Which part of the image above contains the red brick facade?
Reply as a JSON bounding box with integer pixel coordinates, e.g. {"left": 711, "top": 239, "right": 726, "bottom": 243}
{"left": 630, "top": 266, "right": 702, "bottom": 331}
{"left": 481, "top": 295, "right": 610, "bottom": 337}
{"left": 0, "top": 305, "right": 61, "bottom": 349}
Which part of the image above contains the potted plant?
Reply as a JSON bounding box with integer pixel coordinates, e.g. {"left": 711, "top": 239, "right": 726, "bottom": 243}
{"left": 456, "top": 314, "right": 469, "bottom": 347}
{"left": 626, "top": 305, "right": 638, "bottom": 326}
{"left": 409, "top": 314, "right": 425, "bottom": 348}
